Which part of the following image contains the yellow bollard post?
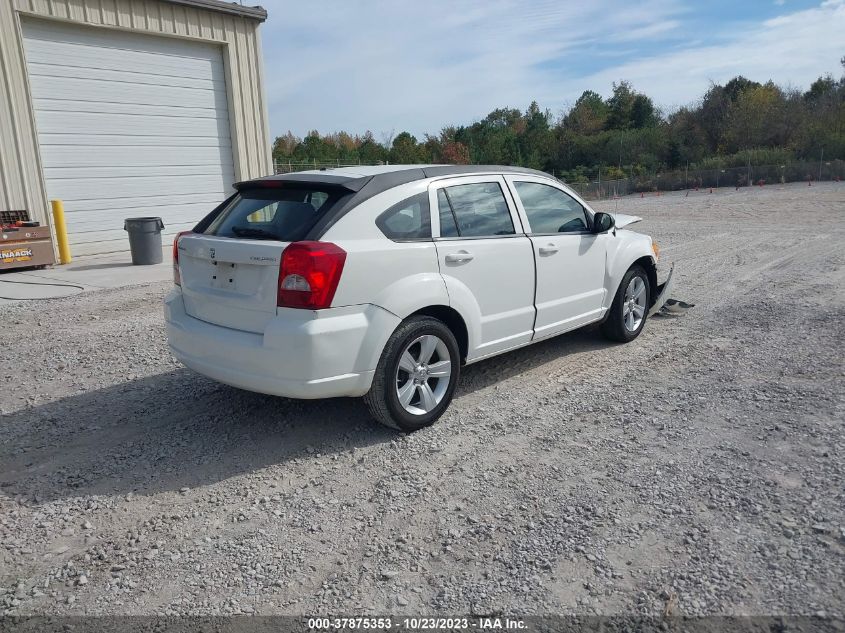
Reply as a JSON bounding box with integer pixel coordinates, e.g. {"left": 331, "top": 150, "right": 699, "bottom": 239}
{"left": 50, "top": 199, "right": 72, "bottom": 264}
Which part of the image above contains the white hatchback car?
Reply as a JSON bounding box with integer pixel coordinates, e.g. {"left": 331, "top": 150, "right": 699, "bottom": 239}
{"left": 165, "top": 165, "right": 673, "bottom": 431}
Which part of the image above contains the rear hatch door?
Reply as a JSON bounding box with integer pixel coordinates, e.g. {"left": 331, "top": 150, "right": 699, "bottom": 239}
{"left": 178, "top": 233, "right": 285, "bottom": 334}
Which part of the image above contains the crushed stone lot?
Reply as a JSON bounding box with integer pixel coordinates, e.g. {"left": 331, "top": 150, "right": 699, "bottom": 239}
{"left": 1, "top": 182, "right": 843, "bottom": 617}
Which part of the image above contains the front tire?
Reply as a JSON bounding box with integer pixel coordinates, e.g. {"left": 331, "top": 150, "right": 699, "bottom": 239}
{"left": 364, "top": 316, "right": 460, "bottom": 432}
{"left": 601, "top": 265, "right": 651, "bottom": 343}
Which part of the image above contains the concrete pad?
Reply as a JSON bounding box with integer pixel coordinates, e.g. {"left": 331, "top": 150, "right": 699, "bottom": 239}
{"left": 0, "top": 245, "right": 172, "bottom": 304}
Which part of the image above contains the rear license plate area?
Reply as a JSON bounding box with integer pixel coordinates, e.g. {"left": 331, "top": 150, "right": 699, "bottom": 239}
{"left": 210, "top": 260, "right": 238, "bottom": 290}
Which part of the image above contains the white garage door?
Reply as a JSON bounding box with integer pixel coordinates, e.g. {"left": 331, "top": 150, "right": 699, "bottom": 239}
{"left": 22, "top": 20, "right": 236, "bottom": 256}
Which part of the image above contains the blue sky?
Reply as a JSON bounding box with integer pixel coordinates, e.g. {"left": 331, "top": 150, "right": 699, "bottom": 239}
{"left": 257, "top": 0, "right": 844, "bottom": 140}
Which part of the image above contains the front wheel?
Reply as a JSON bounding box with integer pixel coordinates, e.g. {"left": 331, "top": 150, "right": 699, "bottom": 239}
{"left": 601, "top": 265, "right": 651, "bottom": 343}
{"left": 364, "top": 316, "right": 460, "bottom": 432}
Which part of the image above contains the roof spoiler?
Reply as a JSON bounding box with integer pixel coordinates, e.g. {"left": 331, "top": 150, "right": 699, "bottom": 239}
{"left": 234, "top": 173, "right": 372, "bottom": 192}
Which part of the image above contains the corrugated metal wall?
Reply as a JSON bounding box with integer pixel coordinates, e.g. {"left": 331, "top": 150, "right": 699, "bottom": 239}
{"left": 0, "top": 0, "right": 271, "bottom": 233}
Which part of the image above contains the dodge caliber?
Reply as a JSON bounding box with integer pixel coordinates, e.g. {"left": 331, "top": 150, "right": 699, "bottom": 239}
{"left": 165, "top": 165, "right": 673, "bottom": 431}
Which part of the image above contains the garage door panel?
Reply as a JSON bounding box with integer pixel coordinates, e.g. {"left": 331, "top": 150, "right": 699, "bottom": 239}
{"left": 62, "top": 192, "right": 228, "bottom": 216}
{"left": 48, "top": 174, "right": 233, "bottom": 201}
{"left": 65, "top": 200, "right": 223, "bottom": 227}
{"left": 23, "top": 19, "right": 237, "bottom": 255}
{"left": 32, "top": 98, "right": 223, "bottom": 120}
{"left": 27, "top": 61, "right": 225, "bottom": 91}
{"left": 35, "top": 110, "right": 230, "bottom": 138}
{"left": 40, "top": 145, "right": 234, "bottom": 169}
{"left": 67, "top": 202, "right": 219, "bottom": 234}
{"left": 24, "top": 44, "right": 223, "bottom": 83}
{"left": 23, "top": 21, "right": 225, "bottom": 80}
{"left": 38, "top": 134, "right": 232, "bottom": 148}
{"left": 29, "top": 76, "right": 230, "bottom": 110}
{"left": 44, "top": 164, "right": 233, "bottom": 181}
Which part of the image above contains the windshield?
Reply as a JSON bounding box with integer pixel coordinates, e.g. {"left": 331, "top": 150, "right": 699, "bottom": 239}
{"left": 203, "top": 186, "right": 348, "bottom": 242}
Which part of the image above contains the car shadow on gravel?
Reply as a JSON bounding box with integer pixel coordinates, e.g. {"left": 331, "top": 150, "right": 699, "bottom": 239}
{"left": 1, "top": 326, "right": 616, "bottom": 504}
{"left": 0, "top": 369, "right": 395, "bottom": 503}
{"left": 457, "top": 324, "right": 613, "bottom": 391}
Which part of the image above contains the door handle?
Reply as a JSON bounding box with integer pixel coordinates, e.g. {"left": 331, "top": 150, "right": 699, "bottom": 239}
{"left": 445, "top": 251, "right": 474, "bottom": 264}
{"left": 538, "top": 245, "right": 559, "bottom": 256}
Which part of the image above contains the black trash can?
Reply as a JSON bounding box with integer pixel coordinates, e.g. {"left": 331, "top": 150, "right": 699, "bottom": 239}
{"left": 124, "top": 217, "right": 165, "bottom": 265}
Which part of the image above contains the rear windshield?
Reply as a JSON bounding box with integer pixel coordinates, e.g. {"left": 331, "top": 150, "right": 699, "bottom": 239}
{"left": 202, "top": 186, "right": 348, "bottom": 242}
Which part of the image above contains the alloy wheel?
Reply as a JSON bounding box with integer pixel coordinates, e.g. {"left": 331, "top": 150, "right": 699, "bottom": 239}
{"left": 394, "top": 334, "right": 452, "bottom": 415}
{"left": 622, "top": 275, "right": 647, "bottom": 332}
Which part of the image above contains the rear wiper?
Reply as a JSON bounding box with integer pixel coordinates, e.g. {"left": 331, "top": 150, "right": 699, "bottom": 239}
{"left": 231, "top": 226, "right": 283, "bottom": 240}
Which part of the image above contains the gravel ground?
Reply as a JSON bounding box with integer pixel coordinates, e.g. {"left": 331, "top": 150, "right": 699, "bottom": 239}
{"left": 1, "top": 182, "right": 843, "bottom": 617}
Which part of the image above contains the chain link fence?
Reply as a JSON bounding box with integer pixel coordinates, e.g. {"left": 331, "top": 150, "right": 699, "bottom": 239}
{"left": 274, "top": 160, "right": 374, "bottom": 174}
{"left": 273, "top": 159, "right": 845, "bottom": 200}
{"left": 567, "top": 160, "right": 845, "bottom": 200}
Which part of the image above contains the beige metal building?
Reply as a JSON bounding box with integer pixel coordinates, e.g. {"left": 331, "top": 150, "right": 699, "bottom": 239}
{"left": 0, "top": 0, "right": 272, "bottom": 256}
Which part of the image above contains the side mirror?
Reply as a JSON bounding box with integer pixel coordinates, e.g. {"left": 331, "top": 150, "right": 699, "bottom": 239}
{"left": 593, "top": 212, "right": 615, "bottom": 234}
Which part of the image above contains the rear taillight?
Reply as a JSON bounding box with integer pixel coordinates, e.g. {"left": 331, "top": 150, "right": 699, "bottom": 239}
{"left": 172, "top": 231, "right": 193, "bottom": 286}
{"left": 278, "top": 241, "right": 346, "bottom": 309}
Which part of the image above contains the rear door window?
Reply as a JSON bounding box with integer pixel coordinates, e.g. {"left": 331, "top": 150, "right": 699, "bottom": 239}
{"left": 203, "top": 186, "right": 347, "bottom": 242}
{"left": 437, "top": 182, "right": 515, "bottom": 237}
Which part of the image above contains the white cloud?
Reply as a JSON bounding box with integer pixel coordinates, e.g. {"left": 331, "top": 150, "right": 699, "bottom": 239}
{"left": 582, "top": 0, "right": 845, "bottom": 112}
{"left": 256, "top": 0, "right": 843, "bottom": 138}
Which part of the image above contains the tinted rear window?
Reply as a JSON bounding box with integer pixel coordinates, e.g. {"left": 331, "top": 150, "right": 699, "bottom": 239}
{"left": 203, "top": 186, "right": 348, "bottom": 242}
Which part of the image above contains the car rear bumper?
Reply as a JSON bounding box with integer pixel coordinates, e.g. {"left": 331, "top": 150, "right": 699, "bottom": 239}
{"left": 164, "top": 289, "right": 399, "bottom": 399}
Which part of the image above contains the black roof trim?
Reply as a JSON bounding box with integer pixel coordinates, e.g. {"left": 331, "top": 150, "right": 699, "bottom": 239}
{"left": 240, "top": 165, "right": 558, "bottom": 240}
{"left": 305, "top": 169, "right": 428, "bottom": 239}
{"left": 248, "top": 164, "right": 553, "bottom": 192}
{"left": 421, "top": 164, "right": 551, "bottom": 179}
{"left": 234, "top": 173, "right": 372, "bottom": 191}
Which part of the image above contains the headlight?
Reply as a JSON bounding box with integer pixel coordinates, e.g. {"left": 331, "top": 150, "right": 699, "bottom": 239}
{"left": 652, "top": 241, "right": 660, "bottom": 260}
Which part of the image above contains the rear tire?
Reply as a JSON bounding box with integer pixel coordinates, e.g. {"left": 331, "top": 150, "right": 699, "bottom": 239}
{"left": 601, "top": 265, "right": 650, "bottom": 343}
{"left": 364, "top": 316, "right": 460, "bottom": 432}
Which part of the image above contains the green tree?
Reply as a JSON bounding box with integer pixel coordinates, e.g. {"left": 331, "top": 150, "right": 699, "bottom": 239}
{"left": 389, "top": 132, "right": 424, "bottom": 164}
{"left": 270, "top": 66, "right": 845, "bottom": 178}
{"left": 630, "top": 94, "right": 658, "bottom": 128}
{"left": 357, "top": 131, "right": 388, "bottom": 163}
{"left": 804, "top": 75, "right": 837, "bottom": 101}
{"left": 563, "top": 90, "right": 608, "bottom": 135}
{"left": 723, "top": 83, "right": 788, "bottom": 152}
{"left": 723, "top": 76, "right": 761, "bottom": 102}
{"left": 605, "top": 81, "right": 636, "bottom": 130}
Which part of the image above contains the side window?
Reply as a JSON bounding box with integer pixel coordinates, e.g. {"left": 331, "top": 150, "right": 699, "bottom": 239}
{"left": 437, "top": 190, "right": 459, "bottom": 237}
{"left": 376, "top": 192, "right": 431, "bottom": 240}
{"left": 437, "top": 182, "right": 514, "bottom": 238}
{"left": 513, "top": 181, "right": 589, "bottom": 233}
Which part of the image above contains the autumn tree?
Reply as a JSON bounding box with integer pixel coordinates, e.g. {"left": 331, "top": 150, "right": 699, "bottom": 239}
{"left": 440, "top": 141, "right": 470, "bottom": 164}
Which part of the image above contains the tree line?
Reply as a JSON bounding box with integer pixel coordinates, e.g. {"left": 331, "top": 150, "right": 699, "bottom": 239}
{"left": 273, "top": 60, "right": 845, "bottom": 183}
